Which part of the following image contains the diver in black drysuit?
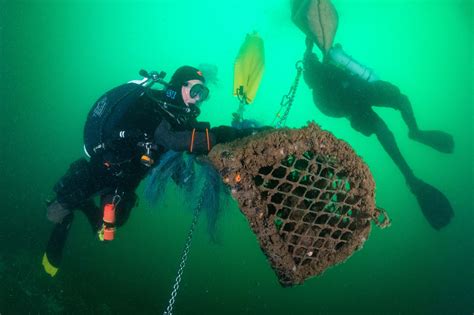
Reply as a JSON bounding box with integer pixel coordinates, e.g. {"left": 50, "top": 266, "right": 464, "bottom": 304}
{"left": 43, "top": 66, "right": 262, "bottom": 276}
{"left": 302, "top": 38, "right": 454, "bottom": 230}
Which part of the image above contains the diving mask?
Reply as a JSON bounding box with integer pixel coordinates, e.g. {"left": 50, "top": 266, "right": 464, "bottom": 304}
{"left": 190, "top": 83, "right": 209, "bottom": 101}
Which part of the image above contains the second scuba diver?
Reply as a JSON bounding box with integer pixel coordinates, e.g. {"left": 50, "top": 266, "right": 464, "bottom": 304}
{"left": 302, "top": 37, "right": 454, "bottom": 230}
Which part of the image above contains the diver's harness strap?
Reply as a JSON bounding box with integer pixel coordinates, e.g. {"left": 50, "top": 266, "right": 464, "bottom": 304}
{"left": 140, "top": 69, "right": 201, "bottom": 126}
{"left": 146, "top": 91, "right": 201, "bottom": 127}
{"left": 140, "top": 69, "right": 199, "bottom": 126}
{"left": 91, "top": 130, "right": 147, "bottom": 153}
{"left": 93, "top": 130, "right": 155, "bottom": 172}
{"left": 272, "top": 60, "right": 304, "bottom": 128}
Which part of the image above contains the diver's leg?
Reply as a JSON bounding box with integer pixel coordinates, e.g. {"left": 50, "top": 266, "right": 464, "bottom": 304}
{"left": 113, "top": 191, "right": 138, "bottom": 227}
{"left": 369, "top": 81, "right": 418, "bottom": 131}
{"left": 369, "top": 80, "right": 454, "bottom": 153}
{"left": 78, "top": 199, "right": 102, "bottom": 233}
{"left": 409, "top": 129, "right": 454, "bottom": 154}
{"left": 350, "top": 110, "right": 415, "bottom": 182}
{"left": 42, "top": 212, "right": 74, "bottom": 277}
{"left": 43, "top": 158, "right": 98, "bottom": 276}
{"left": 50, "top": 158, "right": 98, "bottom": 214}
{"left": 350, "top": 110, "right": 453, "bottom": 229}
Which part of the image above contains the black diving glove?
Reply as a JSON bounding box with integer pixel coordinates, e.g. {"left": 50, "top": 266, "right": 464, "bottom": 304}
{"left": 154, "top": 119, "right": 215, "bottom": 154}
{"left": 211, "top": 125, "right": 273, "bottom": 145}
{"left": 154, "top": 120, "right": 272, "bottom": 153}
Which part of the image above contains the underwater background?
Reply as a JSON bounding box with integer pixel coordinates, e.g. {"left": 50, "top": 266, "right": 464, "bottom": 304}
{"left": 1, "top": 0, "right": 472, "bottom": 314}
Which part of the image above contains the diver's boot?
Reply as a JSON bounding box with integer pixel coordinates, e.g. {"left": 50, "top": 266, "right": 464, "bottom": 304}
{"left": 406, "top": 176, "right": 454, "bottom": 230}
{"left": 409, "top": 130, "right": 454, "bottom": 153}
{"left": 42, "top": 212, "right": 74, "bottom": 277}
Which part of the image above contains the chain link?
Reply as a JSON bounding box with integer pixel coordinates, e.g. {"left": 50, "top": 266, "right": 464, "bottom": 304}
{"left": 163, "top": 189, "right": 205, "bottom": 315}
{"left": 162, "top": 60, "right": 304, "bottom": 313}
{"left": 272, "top": 60, "right": 304, "bottom": 128}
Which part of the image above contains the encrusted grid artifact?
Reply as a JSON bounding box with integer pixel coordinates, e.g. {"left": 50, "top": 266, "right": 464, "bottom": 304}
{"left": 208, "top": 123, "right": 389, "bottom": 286}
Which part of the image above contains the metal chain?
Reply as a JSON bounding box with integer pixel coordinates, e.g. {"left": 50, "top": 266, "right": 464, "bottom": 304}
{"left": 163, "top": 188, "right": 205, "bottom": 315}
{"left": 272, "top": 60, "right": 304, "bottom": 128}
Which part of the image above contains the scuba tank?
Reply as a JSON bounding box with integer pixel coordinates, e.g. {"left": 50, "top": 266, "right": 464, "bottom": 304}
{"left": 83, "top": 70, "right": 168, "bottom": 158}
{"left": 83, "top": 83, "right": 146, "bottom": 157}
{"left": 327, "top": 44, "right": 379, "bottom": 82}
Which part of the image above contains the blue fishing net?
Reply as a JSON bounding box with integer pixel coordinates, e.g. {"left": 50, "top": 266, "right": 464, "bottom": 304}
{"left": 144, "top": 151, "right": 225, "bottom": 240}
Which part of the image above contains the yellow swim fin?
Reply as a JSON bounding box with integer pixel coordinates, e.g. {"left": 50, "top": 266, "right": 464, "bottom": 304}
{"left": 233, "top": 32, "right": 265, "bottom": 105}
{"left": 42, "top": 253, "right": 58, "bottom": 277}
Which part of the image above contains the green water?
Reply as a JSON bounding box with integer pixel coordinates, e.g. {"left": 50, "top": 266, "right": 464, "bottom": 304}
{"left": 1, "top": 0, "right": 472, "bottom": 314}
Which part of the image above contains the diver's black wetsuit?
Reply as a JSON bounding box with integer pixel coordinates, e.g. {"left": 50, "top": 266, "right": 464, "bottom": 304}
{"left": 303, "top": 49, "right": 420, "bottom": 180}
{"left": 302, "top": 41, "right": 454, "bottom": 230}
{"left": 45, "top": 84, "right": 260, "bottom": 271}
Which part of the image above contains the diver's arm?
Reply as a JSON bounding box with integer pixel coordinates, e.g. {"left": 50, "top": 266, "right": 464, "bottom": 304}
{"left": 304, "top": 37, "right": 319, "bottom": 62}
{"left": 154, "top": 120, "right": 215, "bottom": 154}
{"left": 154, "top": 120, "right": 272, "bottom": 154}
{"left": 210, "top": 125, "right": 272, "bottom": 144}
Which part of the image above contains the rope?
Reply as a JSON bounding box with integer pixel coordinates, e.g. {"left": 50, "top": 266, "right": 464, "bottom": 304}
{"left": 234, "top": 92, "right": 247, "bottom": 124}
{"left": 272, "top": 60, "right": 304, "bottom": 128}
{"left": 163, "top": 187, "right": 205, "bottom": 315}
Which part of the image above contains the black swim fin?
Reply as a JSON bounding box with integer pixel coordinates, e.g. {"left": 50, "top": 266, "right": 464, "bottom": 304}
{"left": 410, "top": 130, "right": 454, "bottom": 153}
{"left": 408, "top": 178, "right": 454, "bottom": 230}
{"left": 42, "top": 213, "right": 74, "bottom": 277}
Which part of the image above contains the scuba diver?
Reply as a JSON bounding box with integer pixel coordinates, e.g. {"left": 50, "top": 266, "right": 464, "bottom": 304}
{"left": 43, "top": 65, "right": 263, "bottom": 277}
{"left": 302, "top": 37, "right": 454, "bottom": 230}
